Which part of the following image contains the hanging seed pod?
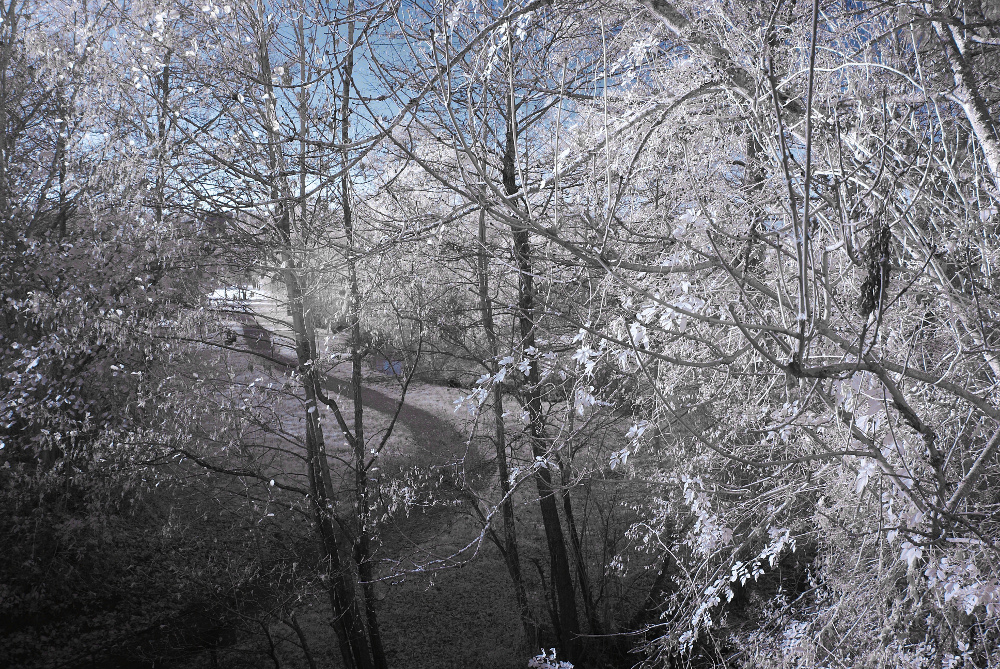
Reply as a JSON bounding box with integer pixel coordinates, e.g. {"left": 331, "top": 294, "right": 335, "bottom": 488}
{"left": 858, "top": 223, "right": 892, "bottom": 318}
{"left": 859, "top": 272, "right": 878, "bottom": 318}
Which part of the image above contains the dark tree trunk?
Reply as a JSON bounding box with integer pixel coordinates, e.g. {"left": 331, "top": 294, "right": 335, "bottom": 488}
{"left": 476, "top": 209, "right": 537, "bottom": 649}
{"left": 558, "top": 452, "right": 601, "bottom": 637}
{"left": 502, "top": 98, "right": 580, "bottom": 661}
{"left": 339, "top": 6, "right": 388, "bottom": 667}
{"left": 257, "top": 22, "right": 374, "bottom": 669}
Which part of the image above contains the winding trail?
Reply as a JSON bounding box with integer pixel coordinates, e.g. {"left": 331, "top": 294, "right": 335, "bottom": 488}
{"left": 232, "top": 313, "right": 526, "bottom": 668}
{"left": 235, "top": 313, "right": 463, "bottom": 457}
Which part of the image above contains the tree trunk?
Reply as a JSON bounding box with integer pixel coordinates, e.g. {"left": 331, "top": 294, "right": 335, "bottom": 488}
{"left": 55, "top": 91, "right": 69, "bottom": 238}
{"left": 502, "top": 89, "right": 580, "bottom": 660}
{"left": 932, "top": 15, "right": 1000, "bottom": 194}
{"left": 255, "top": 12, "right": 373, "bottom": 667}
{"left": 154, "top": 51, "right": 170, "bottom": 228}
{"left": 0, "top": 0, "right": 17, "bottom": 222}
{"left": 288, "top": 240, "right": 373, "bottom": 669}
{"left": 339, "top": 5, "right": 388, "bottom": 667}
{"left": 476, "top": 209, "right": 536, "bottom": 649}
{"left": 557, "top": 446, "right": 601, "bottom": 637}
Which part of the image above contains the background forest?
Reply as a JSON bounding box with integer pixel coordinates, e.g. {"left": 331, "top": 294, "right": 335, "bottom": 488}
{"left": 3, "top": 0, "right": 1000, "bottom": 667}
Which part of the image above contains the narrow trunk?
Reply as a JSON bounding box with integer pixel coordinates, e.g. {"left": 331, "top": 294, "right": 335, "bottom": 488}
{"left": 934, "top": 18, "right": 1000, "bottom": 193}
{"left": 154, "top": 52, "right": 170, "bottom": 227}
{"left": 339, "top": 6, "right": 388, "bottom": 668}
{"left": 286, "top": 215, "right": 372, "bottom": 669}
{"left": 255, "top": 15, "right": 372, "bottom": 668}
{"left": 557, "top": 449, "right": 600, "bottom": 636}
{"left": 0, "top": 0, "right": 21, "bottom": 221}
{"left": 55, "top": 91, "right": 69, "bottom": 238}
{"left": 930, "top": 19, "right": 1000, "bottom": 379}
{"left": 503, "top": 98, "right": 580, "bottom": 659}
{"left": 476, "top": 209, "right": 536, "bottom": 648}
{"left": 345, "top": 153, "right": 388, "bottom": 669}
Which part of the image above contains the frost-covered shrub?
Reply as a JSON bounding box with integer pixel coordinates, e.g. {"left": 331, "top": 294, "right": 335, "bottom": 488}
{"left": 528, "top": 648, "right": 574, "bottom": 669}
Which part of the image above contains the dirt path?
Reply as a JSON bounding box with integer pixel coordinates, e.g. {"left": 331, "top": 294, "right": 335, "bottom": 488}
{"left": 234, "top": 312, "right": 526, "bottom": 668}
{"left": 236, "top": 313, "right": 464, "bottom": 456}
